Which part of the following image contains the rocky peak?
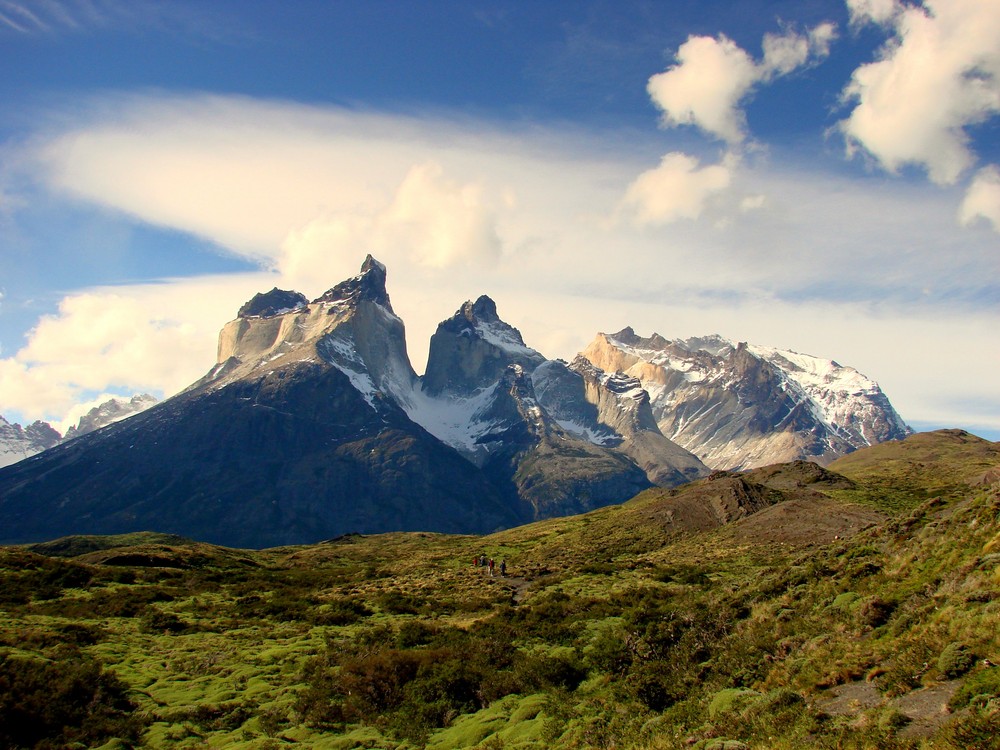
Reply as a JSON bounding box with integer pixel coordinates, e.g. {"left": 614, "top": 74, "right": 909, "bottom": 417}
{"left": 463, "top": 295, "right": 500, "bottom": 324}
{"left": 63, "top": 394, "right": 158, "bottom": 441}
{"left": 422, "top": 296, "right": 544, "bottom": 397}
{"left": 24, "top": 420, "right": 62, "bottom": 448}
{"left": 237, "top": 288, "right": 308, "bottom": 319}
{"left": 0, "top": 415, "right": 62, "bottom": 469}
{"left": 313, "top": 254, "right": 392, "bottom": 310}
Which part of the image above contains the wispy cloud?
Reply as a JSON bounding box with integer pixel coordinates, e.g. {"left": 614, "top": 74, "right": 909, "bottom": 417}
{"left": 0, "top": 0, "right": 247, "bottom": 42}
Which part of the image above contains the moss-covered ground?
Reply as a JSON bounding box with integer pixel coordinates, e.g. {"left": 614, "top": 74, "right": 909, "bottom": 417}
{"left": 1, "top": 430, "right": 998, "bottom": 749}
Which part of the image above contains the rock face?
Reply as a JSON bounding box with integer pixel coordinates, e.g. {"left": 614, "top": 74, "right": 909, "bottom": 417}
{"left": 63, "top": 394, "right": 159, "bottom": 441}
{"left": 581, "top": 328, "right": 912, "bottom": 470}
{"left": 422, "top": 296, "right": 545, "bottom": 397}
{"left": 0, "top": 417, "right": 61, "bottom": 469}
{"left": 408, "top": 297, "right": 708, "bottom": 515}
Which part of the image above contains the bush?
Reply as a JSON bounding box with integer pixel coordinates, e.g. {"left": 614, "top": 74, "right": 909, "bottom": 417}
{"left": 949, "top": 665, "right": 1000, "bottom": 710}
{"left": 856, "top": 596, "right": 897, "bottom": 630}
{"left": 937, "top": 700, "right": 1000, "bottom": 749}
{"left": 514, "top": 649, "right": 587, "bottom": 692}
{"left": 0, "top": 654, "right": 146, "bottom": 748}
{"left": 708, "top": 688, "right": 758, "bottom": 719}
{"left": 938, "top": 642, "right": 975, "bottom": 679}
{"left": 140, "top": 608, "right": 190, "bottom": 634}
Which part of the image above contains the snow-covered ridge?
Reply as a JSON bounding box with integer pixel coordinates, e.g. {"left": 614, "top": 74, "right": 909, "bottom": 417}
{"left": 402, "top": 383, "right": 502, "bottom": 457}
{"left": 583, "top": 328, "right": 911, "bottom": 468}
{"left": 472, "top": 318, "right": 538, "bottom": 357}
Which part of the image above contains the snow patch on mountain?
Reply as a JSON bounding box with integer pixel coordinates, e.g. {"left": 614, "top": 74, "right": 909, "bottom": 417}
{"left": 317, "top": 334, "right": 380, "bottom": 409}
{"left": 402, "top": 383, "right": 502, "bottom": 456}
{"left": 472, "top": 318, "right": 539, "bottom": 358}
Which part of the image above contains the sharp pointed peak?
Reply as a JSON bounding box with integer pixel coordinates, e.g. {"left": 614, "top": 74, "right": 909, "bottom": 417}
{"left": 360, "top": 254, "right": 387, "bottom": 276}
{"left": 313, "top": 254, "right": 392, "bottom": 309}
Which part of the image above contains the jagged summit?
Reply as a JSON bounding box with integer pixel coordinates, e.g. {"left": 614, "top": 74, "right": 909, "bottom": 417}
{"left": 462, "top": 295, "right": 500, "bottom": 323}
{"left": 237, "top": 288, "right": 308, "bottom": 319}
{"left": 0, "top": 416, "right": 61, "bottom": 469}
{"left": 423, "top": 295, "right": 544, "bottom": 396}
{"left": 313, "top": 253, "right": 391, "bottom": 309}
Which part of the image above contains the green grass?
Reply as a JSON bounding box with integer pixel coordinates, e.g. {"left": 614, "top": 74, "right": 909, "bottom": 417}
{"left": 1, "top": 430, "right": 998, "bottom": 749}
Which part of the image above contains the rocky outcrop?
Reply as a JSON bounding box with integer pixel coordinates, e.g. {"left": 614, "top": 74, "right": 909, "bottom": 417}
{"left": 237, "top": 288, "right": 308, "bottom": 318}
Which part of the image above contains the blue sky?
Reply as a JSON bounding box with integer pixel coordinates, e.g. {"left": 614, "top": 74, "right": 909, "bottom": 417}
{"left": 1, "top": 0, "right": 998, "bottom": 439}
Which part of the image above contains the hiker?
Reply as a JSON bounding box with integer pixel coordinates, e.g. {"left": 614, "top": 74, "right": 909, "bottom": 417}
{"left": 488, "top": 558, "right": 495, "bottom": 576}
{"left": 500, "top": 560, "right": 507, "bottom": 577}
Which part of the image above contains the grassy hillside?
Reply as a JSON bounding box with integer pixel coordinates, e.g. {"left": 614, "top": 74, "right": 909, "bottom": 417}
{"left": 1, "top": 430, "right": 998, "bottom": 749}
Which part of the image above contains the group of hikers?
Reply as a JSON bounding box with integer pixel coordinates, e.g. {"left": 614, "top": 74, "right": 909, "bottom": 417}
{"left": 474, "top": 553, "right": 506, "bottom": 577}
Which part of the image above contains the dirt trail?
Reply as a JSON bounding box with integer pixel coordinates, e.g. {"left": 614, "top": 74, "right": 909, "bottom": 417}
{"left": 501, "top": 576, "right": 532, "bottom": 603}
{"left": 816, "top": 679, "right": 961, "bottom": 738}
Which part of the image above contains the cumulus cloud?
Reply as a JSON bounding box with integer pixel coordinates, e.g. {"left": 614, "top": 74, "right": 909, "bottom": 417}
{"left": 647, "top": 23, "right": 835, "bottom": 145}
{"left": 620, "top": 152, "right": 732, "bottom": 225}
{"left": 277, "top": 162, "right": 501, "bottom": 290}
{"left": 647, "top": 35, "right": 757, "bottom": 144}
{"left": 633, "top": 21, "right": 835, "bottom": 226}
{"left": 840, "top": 0, "right": 1000, "bottom": 185}
{"left": 960, "top": 165, "right": 1000, "bottom": 232}
{"left": 381, "top": 162, "right": 502, "bottom": 268}
{"left": 0, "top": 275, "right": 264, "bottom": 424}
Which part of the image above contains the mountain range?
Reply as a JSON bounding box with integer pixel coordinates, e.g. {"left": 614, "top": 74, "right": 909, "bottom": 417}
{"left": 0, "top": 394, "right": 156, "bottom": 469}
{"left": 0, "top": 256, "right": 910, "bottom": 547}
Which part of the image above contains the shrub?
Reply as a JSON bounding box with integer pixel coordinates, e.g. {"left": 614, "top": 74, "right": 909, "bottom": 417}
{"left": 856, "top": 596, "right": 897, "bottom": 630}
{"left": 0, "top": 654, "right": 146, "bottom": 749}
{"left": 708, "top": 688, "right": 757, "bottom": 719}
{"left": 140, "top": 608, "right": 190, "bottom": 634}
{"left": 938, "top": 642, "right": 975, "bottom": 679}
{"left": 949, "top": 665, "right": 1000, "bottom": 710}
{"left": 937, "top": 700, "right": 1000, "bottom": 750}
{"left": 514, "top": 649, "right": 587, "bottom": 692}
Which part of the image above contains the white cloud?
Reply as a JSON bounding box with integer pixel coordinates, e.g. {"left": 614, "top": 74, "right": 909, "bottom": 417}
{"left": 620, "top": 152, "right": 732, "bottom": 225}
{"left": 840, "top": 0, "right": 1000, "bottom": 185}
{"left": 960, "top": 165, "right": 1000, "bottom": 232}
{"left": 0, "top": 274, "right": 265, "bottom": 424}
{"left": 647, "top": 35, "right": 757, "bottom": 144}
{"left": 380, "top": 162, "right": 502, "bottom": 268}
{"left": 277, "top": 162, "right": 503, "bottom": 290}
{"left": 846, "top": 0, "right": 901, "bottom": 26}
{"left": 647, "top": 23, "right": 835, "bottom": 145}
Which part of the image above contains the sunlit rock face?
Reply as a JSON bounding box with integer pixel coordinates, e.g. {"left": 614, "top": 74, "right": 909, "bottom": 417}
{"left": 581, "top": 328, "right": 911, "bottom": 470}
